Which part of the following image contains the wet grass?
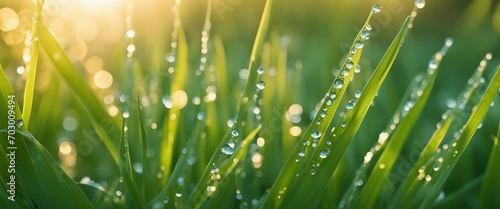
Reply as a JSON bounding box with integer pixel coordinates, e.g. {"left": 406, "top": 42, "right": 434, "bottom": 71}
{"left": 0, "top": 0, "right": 500, "bottom": 209}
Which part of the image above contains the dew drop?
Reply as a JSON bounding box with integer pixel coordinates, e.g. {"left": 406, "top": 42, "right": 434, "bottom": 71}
{"left": 231, "top": 130, "right": 239, "bottom": 137}
{"left": 320, "top": 111, "right": 327, "bottom": 118}
{"left": 346, "top": 61, "right": 354, "bottom": 69}
{"left": 354, "top": 41, "right": 364, "bottom": 49}
{"left": 355, "top": 65, "right": 361, "bottom": 73}
{"left": 319, "top": 148, "right": 330, "bottom": 159}
{"left": 341, "top": 69, "right": 350, "bottom": 77}
{"left": 221, "top": 145, "right": 234, "bottom": 155}
{"left": 298, "top": 150, "right": 305, "bottom": 157}
{"left": 365, "top": 24, "right": 372, "bottom": 31}
{"left": 334, "top": 79, "right": 344, "bottom": 89}
{"left": 346, "top": 100, "right": 356, "bottom": 110}
{"left": 330, "top": 92, "right": 337, "bottom": 100}
{"left": 355, "top": 91, "right": 362, "bottom": 98}
{"left": 415, "top": 0, "right": 426, "bottom": 9}
{"left": 310, "top": 165, "right": 317, "bottom": 175}
{"left": 372, "top": 4, "right": 382, "bottom": 14}
{"left": 326, "top": 140, "right": 332, "bottom": 145}
{"left": 257, "top": 67, "right": 264, "bottom": 75}
{"left": 16, "top": 119, "right": 24, "bottom": 128}
{"left": 256, "top": 80, "right": 266, "bottom": 90}
{"left": 340, "top": 121, "right": 347, "bottom": 128}
{"left": 428, "top": 59, "right": 438, "bottom": 70}
{"left": 166, "top": 53, "right": 175, "bottom": 63}
{"left": 361, "top": 30, "right": 370, "bottom": 40}
{"left": 326, "top": 99, "right": 333, "bottom": 106}
{"left": 311, "top": 130, "right": 322, "bottom": 139}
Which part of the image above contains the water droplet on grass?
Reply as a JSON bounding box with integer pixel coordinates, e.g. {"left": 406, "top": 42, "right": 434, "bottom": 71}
{"left": 222, "top": 145, "right": 234, "bottom": 155}
{"left": 319, "top": 148, "right": 330, "bottom": 159}
{"left": 415, "top": 0, "right": 425, "bottom": 9}
{"left": 355, "top": 91, "right": 362, "bottom": 98}
{"left": 298, "top": 150, "right": 305, "bottom": 157}
{"left": 354, "top": 41, "right": 364, "bottom": 49}
{"left": 372, "top": 4, "right": 382, "bottom": 14}
{"left": 256, "top": 80, "right": 266, "bottom": 90}
{"left": 346, "top": 61, "right": 354, "bottom": 69}
{"left": 311, "top": 130, "right": 322, "bottom": 139}
{"left": 346, "top": 100, "right": 356, "bottom": 110}
{"left": 231, "top": 130, "right": 239, "bottom": 137}
{"left": 257, "top": 67, "right": 264, "bottom": 75}
{"left": 340, "top": 121, "right": 347, "bottom": 128}
{"left": 334, "top": 79, "right": 344, "bottom": 89}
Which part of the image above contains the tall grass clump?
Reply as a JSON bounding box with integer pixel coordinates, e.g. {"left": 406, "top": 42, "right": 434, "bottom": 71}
{"left": 0, "top": 0, "right": 499, "bottom": 208}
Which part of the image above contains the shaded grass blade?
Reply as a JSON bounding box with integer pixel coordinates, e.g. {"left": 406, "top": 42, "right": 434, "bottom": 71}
{"left": 353, "top": 38, "right": 449, "bottom": 209}
{"left": 159, "top": 3, "right": 189, "bottom": 185}
{"left": 262, "top": 8, "right": 378, "bottom": 208}
{"left": 39, "top": 23, "right": 121, "bottom": 163}
{"left": 276, "top": 15, "right": 412, "bottom": 209}
{"left": 418, "top": 64, "right": 500, "bottom": 208}
{"left": 185, "top": 125, "right": 261, "bottom": 209}
{"left": 119, "top": 119, "right": 143, "bottom": 208}
{"left": 16, "top": 130, "right": 94, "bottom": 208}
{"left": 479, "top": 123, "right": 500, "bottom": 209}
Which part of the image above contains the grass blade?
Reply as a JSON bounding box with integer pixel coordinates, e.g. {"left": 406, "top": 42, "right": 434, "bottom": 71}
{"left": 119, "top": 119, "right": 143, "bottom": 208}
{"left": 262, "top": 7, "right": 379, "bottom": 208}
{"left": 39, "top": 23, "right": 121, "bottom": 163}
{"left": 479, "top": 123, "right": 500, "bottom": 209}
{"left": 185, "top": 125, "right": 261, "bottom": 209}
{"left": 15, "top": 130, "right": 95, "bottom": 208}
{"left": 418, "top": 63, "right": 500, "bottom": 208}
{"left": 275, "top": 14, "right": 412, "bottom": 209}
{"left": 21, "top": 0, "right": 43, "bottom": 129}
{"left": 353, "top": 38, "right": 449, "bottom": 209}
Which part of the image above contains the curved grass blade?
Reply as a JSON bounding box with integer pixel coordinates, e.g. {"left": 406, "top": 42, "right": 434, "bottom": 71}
{"left": 418, "top": 63, "right": 500, "bottom": 209}
{"left": 159, "top": 0, "right": 189, "bottom": 184}
{"left": 262, "top": 7, "right": 379, "bottom": 208}
{"left": 389, "top": 53, "right": 490, "bottom": 209}
{"left": 478, "top": 123, "right": 500, "bottom": 209}
{"left": 185, "top": 125, "right": 261, "bottom": 209}
{"left": 0, "top": 64, "right": 22, "bottom": 130}
{"left": 16, "top": 130, "right": 94, "bottom": 208}
{"left": 339, "top": 71, "right": 438, "bottom": 209}
{"left": 21, "top": 0, "right": 43, "bottom": 129}
{"left": 352, "top": 38, "right": 450, "bottom": 209}
{"left": 119, "top": 119, "right": 143, "bottom": 208}
{"left": 39, "top": 23, "right": 120, "bottom": 163}
{"left": 275, "top": 15, "right": 412, "bottom": 209}
{"left": 153, "top": 118, "right": 205, "bottom": 208}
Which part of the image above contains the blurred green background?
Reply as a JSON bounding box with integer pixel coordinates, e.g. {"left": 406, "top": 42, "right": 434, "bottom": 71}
{"left": 1, "top": 0, "right": 499, "bottom": 207}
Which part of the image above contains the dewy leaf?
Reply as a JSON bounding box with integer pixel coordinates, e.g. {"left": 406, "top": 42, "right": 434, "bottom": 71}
{"left": 39, "top": 23, "right": 121, "bottom": 164}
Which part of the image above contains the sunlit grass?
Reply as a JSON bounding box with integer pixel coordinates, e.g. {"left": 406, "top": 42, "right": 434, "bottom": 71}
{"left": 0, "top": 0, "right": 499, "bottom": 209}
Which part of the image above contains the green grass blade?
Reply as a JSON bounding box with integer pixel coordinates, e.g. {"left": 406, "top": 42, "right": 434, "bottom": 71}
{"left": 262, "top": 7, "right": 377, "bottom": 208}
{"left": 339, "top": 72, "right": 437, "bottom": 209}
{"left": 39, "top": 23, "right": 120, "bottom": 163}
{"left": 418, "top": 63, "right": 500, "bottom": 208}
{"left": 0, "top": 64, "right": 22, "bottom": 130}
{"left": 388, "top": 114, "right": 454, "bottom": 209}
{"left": 119, "top": 119, "right": 143, "bottom": 208}
{"left": 276, "top": 15, "right": 412, "bottom": 209}
{"left": 21, "top": 0, "right": 43, "bottom": 129}
{"left": 159, "top": 3, "right": 189, "bottom": 185}
{"left": 136, "top": 97, "right": 150, "bottom": 201}
{"left": 154, "top": 119, "right": 205, "bottom": 208}
{"left": 17, "top": 130, "right": 94, "bottom": 208}
{"left": 353, "top": 38, "right": 448, "bottom": 209}
{"left": 479, "top": 123, "right": 500, "bottom": 209}
{"left": 185, "top": 125, "right": 261, "bottom": 209}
